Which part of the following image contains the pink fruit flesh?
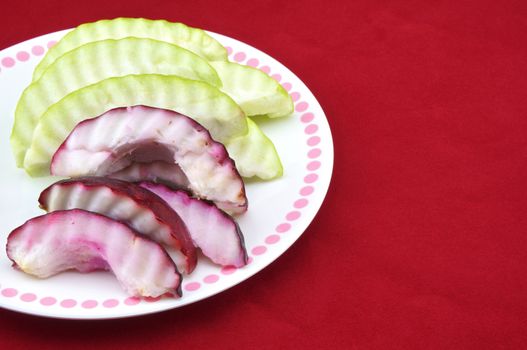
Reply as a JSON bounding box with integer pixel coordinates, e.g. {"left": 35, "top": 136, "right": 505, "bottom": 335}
{"left": 38, "top": 177, "right": 197, "bottom": 274}
{"left": 140, "top": 182, "right": 247, "bottom": 267}
{"left": 51, "top": 106, "right": 247, "bottom": 215}
{"left": 6, "top": 209, "right": 182, "bottom": 297}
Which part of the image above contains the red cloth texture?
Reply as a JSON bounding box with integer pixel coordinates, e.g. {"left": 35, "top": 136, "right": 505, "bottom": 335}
{"left": 1, "top": 1, "right": 526, "bottom": 349}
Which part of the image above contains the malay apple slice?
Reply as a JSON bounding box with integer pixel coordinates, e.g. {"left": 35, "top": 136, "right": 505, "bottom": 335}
{"left": 109, "top": 161, "right": 190, "bottom": 189}
{"left": 33, "top": 17, "right": 227, "bottom": 81}
{"left": 210, "top": 61, "right": 293, "bottom": 118}
{"left": 140, "top": 182, "right": 247, "bottom": 267}
{"left": 38, "top": 176, "right": 197, "bottom": 274}
{"left": 22, "top": 74, "right": 247, "bottom": 176}
{"left": 11, "top": 38, "right": 222, "bottom": 167}
{"left": 50, "top": 105, "right": 248, "bottom": 215}
{"left": 6, "top": 209, "right": 182, "bottom": 297}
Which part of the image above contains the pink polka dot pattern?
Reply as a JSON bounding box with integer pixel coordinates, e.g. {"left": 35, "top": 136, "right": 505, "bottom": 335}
{"left": 308, "top": 148, "right": 322, "bottom": 159}
{"left": 31, "top": 45, "right": 45, "bottom": 56}
{"left": 1, "top": 57, "right": 15, "bottom": 68}
{"left": 307, "top": 161, "right": 321, "bottom": 171}
{"left": 47, "top": 40, "right": 57, "bottom": 48}
{"left": 124, "top": 297, "right": 141, "bottom": 306}
{"left": 271, "top": 73, "right": 282, "bottom": 82}
{"left": 291, "top": 92, "right": 301, "bottom": 102}
{"left": 204, "top": 274, "right": 219, "bottom": 284}
{"left": 82, "top": 300, "right": 98, "bottom": 308}
{"left": 265, "top": 235, "right": 281, "bottom": 244}
{"left": 246, "top": 58, "right": 259, "bottom": 67}
{"left": 282, "top": 82, "right": 292, "bottom": 91}
{"left": 221, "top": 265, "right": 237, "bottom": 275}
{"left": 1, "top": 288, "right": 17, "bottom": 297}
{"left": 40, "top": 297, "right": 57, "bottom": 306}
{"left": 286, "top": 211, "right": 301, "bottom": 221}
{"left": 301, "top": 112, "right": 315, "bottom": 123}
{"left": 307, "top": 136, "right": 321, "bottom": 146}
{"left": 304, "top": 173, "right": 319, "bottom": 184}
{"left": 225, "top": 46, "right": 233, "bottom": 55}
{"left": 251, "top": 246, "right": 267, "bottom": 255}
{"left": 103, "top": 299, "right": 119, "bottom": 308}
{"left": 185, "top": 282, "right": 201, "bottom": 291}
{"left": 300, "top": 186, "right": 314, "bottom": 196}
{"left": 294, "top": 198, "right": 309, "bottom": 209}
{"left": 60, "top": 299, "right": 77, "bottom": 308}
{"left": 20, "top": 293, "right": 37, "bottom": 302}
{"left": 276, "top": 223, "right": 292, "bottom": 233}
{"left": 296, "top": 101, "right": 309, "bottom": 112}
{"left": 305, "top": 124, "right": 318, "bottom": 135}
{"left": 16, "top": 51, "right": 30, "bottom": 61}
{"left": 233, "top": 52, "right": 246, "bottom": 62}
{"left": 260, "top": 65, "right": 271, "bottom": 74}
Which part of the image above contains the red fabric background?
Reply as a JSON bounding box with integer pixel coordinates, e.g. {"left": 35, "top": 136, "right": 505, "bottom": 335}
{"left": 1, "top": 1, "right": 527, "bottom": 348}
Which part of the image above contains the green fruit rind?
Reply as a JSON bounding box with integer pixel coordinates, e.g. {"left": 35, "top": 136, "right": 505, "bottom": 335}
{"left": 11, "top": 38, "right": 222, "bottom": 167}
{"left": 32, "top": 17, "right": 228, "bottom": 81}
{"left": 23, "top": 74, "right": 247, "bottom": 176}
{"left": 210, "top": 61, "right": 293, "bottom": 118}
{"left": 225, "top": 118, "right": 283, "bottom": 180}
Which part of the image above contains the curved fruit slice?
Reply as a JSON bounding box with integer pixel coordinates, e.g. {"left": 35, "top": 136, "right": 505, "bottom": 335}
{"left": 38, "top": 177, "right": 197, "bottom": 274}
{"left": 210, "top": 61, "right": 293, "bottom": 118}
{"left": 33, "top": 17, "right": 227, "bottom": 81}
{"left": 225, "top": 118, "right": 283, "bottom": 179}
{"left": 51, "top": 106, "right": 248, "bottom": 215}
{"left": 109, "top": 161, "right": 190, "bottom": 189}
{"left": 11, "top": 38, "right": 222, "bottom": 167}
{"left": 6, "top": 209, "right": 182, "bottom": 297}
{"left": 22, "top": 74, "right": 247, "bottom": 176}
{"left": 140, "top": 182, "right": 247, "bottom": 267}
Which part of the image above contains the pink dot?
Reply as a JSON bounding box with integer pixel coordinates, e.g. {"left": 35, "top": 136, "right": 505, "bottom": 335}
{"left": 300, "top": 186, "right": 314, "bottom": 196}
{"left": 225, "top": 46, "right": 233, "bottom": 55}
{"left": 221, "top": 265, "right": 237, "bottom": 275}
{"left": 251, "top": 246, "right": 267, "bottom": 255}
{"left": 296, "top": 101, "right": 309, "bottom": 112}
{"left": 260, "top": 65, "right": 271, "bottom": 74}
{"left": 16, "top": 51, "right": 30, "bottom": 62}
{"left": 301, "top": 112, "right": 315, "bottom": 123}
{"left": 20, "top": 293, "right": 37, "bottom": 302}
{"left": 1, "top": 57, "right": 15, "bottom": 68}
{"left": 304, "top": 173, "right": 319, "bottom": 183}
{"left": 185, "top": 282, "right": 201, "bottom": 291}
{"left": 31, "top": 46, "right": 45, "bottom": 56}
{"left": 307, "top": 136, "right": 321, "bottom": 146}
{"left": 144, "top": 296, "right": 161, "bottom": 303}
{"left": 103, "top": 299, "right": 119, "bottom": 308}
{"left": 308, "top": 148, "right": 322, "bottom": 159}
{"left": 247, "top": 257, "right": 254, "bottom": 264}
{"left": 271, "top": 74, "right": 282, "bottom": 82}
{"left": 276, "top": 223, "right": 291, "bottom": 233}
{"left": 60, "top": 299, "right": 77, "bottom": 308}
{"left": 40, "top": 297, "right": 56, "bottom": 306}
{"left": 265, "top": 235, "right": 281, "bottom": 244}
{"left": 81, "top": 300, "right": 98, "bottom": 309}
{"left": 246, "top": 58, "right": 259, "bottom": 67}
{"left": 47, "top": 40, "right": 57, "bottom": 48}
{"left": 286, "top": 211, "right": 301, "bottom": 221}
{"left": 204, "top": 274, "right": 219, "bottom": 284}
{"left": 233, "top": 52, "right": 246, "bottom": 62}
{"left": 307, "top": 161, "right": 321, "bottom": 171}
{"left": 291, "top": 92, "right": 301, "bottom": 102}
{"left": 1, "top": 288, "right": 18, "bottom": 297}
{"left": 282, "top": 82, "right": 292, "bottom": 91}
{"left": 294, "top": 198, "right": 309, "bottom": 208}
{"left": 124, "top": 297, "right": 141, "bottom": 305}
{"left": 305, "top": 124, "right": 319, "bottom": 135}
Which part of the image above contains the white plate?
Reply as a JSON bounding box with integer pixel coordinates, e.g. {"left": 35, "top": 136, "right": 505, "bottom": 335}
{"left": 0, "top": 28, "right": 333, "bottom": 319}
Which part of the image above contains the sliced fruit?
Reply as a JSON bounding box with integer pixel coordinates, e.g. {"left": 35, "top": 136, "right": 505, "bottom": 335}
{"left": 22, "top": 74, "right": 247, "bottom": 176}
{"left": 225, "top": 117, "right": 283, "bottom": 179}
{"left": 140, "top": 182, "right": 247, "bottom": 267}
{"left": 38, "top": 177, "right": 197, "bottom": 274}
{"left": 33, "top": 17, "right": 227, "bottom": 81}
{"left": 11, "top": 38, "right": 222, "bottom": 167}
{"left": 50, "top": 106, "right": 248, "bottom": 215}
{"left": 6, "top": 209, "right": 181, "bottom": 297}
{"left": 109, "top": 161, "right": 189, "bottom": 189}
{"left": 210, "top": 61, "right": 293, "bottom": 118}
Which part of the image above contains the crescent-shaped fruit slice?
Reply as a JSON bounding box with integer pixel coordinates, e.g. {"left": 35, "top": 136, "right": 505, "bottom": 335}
{"left": 50, "top": 106, "right": 248, "bottom": 215}
{"left": 210, "top": 61, "right": 293, "bottom": 118}
{"left": 22, "top": 74, "right": 247, "bottom": 176}
{"left": 11, "top": 38, "right": 221, "bottom": 167}
{"left": 140, "top": 182, "right": 248, "bottom": 267}
{"left": 38, "top": 177, "right": 197, "bottom": 274}
{"left": 6, "top": 209, "right": 182, "bottom": 298}
{"left": 32, "top": 17, "right": 227, "bottom": 81}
